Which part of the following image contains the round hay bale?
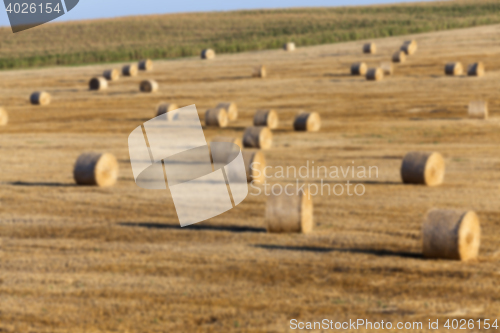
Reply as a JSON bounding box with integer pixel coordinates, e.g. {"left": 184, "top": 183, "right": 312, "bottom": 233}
{"left": 266, "top": 188, "right": 313, "bottom": 233}
{"left": 422, "top": 209, "right": 480, "bottom": 261}
{"left": 252, "top": 65, "right": 267, "bottom": 78}
{"left": 30, "top": 91, "right": 51, "bottom": 106}
{"left": 363, "top": 42, "right": 376, "bottom": 54}
{"left": 89, "top": 77, "right": 108, "bottom": 91}
{"left": 254, "top": 109, "right": 279, "bottom": 129}
{"left": 73, "top": 152, "right": 119, "bottom": 187}
{"left": 201, "top": 49, "right": 215, "bottom": 60}
{"left": 445, "top": 62, "right": 463, "bottom": 76}
{"left": 140, "top": 80, "right": 159, "bottom": 93}
{"left": 351, "top": 62, "right": 367, "bottom": 76}
{"left": 401, "top": 151, "right": 445, "bottom": 186}
{"left": 216, "top": 102, "right": 238, "bottom": 121}
{"left": 122, "top": 64, "right": 138, "bottom": 77}
{"left": 401, "top": 40, "right": 417, "bottom": 55}
{"left": 242, "top": 151, "right": 266, "bottom": 184}
{"left": 293, "top": 112, "right": 321, "bottom": 132}
{"left": 283, "top": 42, "right": 296, "bottom": 51}
{"left": 205, "top": 108, "right": 228, "bottom": 127}
{"left": 138, "top": 59, "right": 153, "bottom": 71}
{"left": 381, "top": 62, "right": 394, "bottom": 76}
{"left": 243, "top": 126, "right": 272, "bottom": 150}
{"left": 0, "top": 107, "right": 8, "bottom": 126}
{"left": 366, "top": 68, "right": 384, "bottom": 81}
{"left": 392, "top": 51, "right": 406, "bottom": 63}
{"left": 467, "top": 62, "right": 485, "bottom": 77}
{"left": 468, "top": 101, "right": 488, "bottom": 119}
{"left": 156, "top": 103, "right": 178, "bottom": 116}
{"left": 103, "top": 69, "right": 120, "bottom": 81}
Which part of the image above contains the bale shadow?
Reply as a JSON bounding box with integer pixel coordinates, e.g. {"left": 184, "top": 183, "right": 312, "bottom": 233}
{"left": 218, "top": 76, "right": 251, "bottom": 80}
{"left": 324, "top": 73, "right": 352, "bottom": 78}
{"left": 315, "top": 179, "right": 402, "bottom": 186}
{"left": 8, "top": 181, "right": 76, "bottom": 187}
{"left": 120, "top": 222, "right": 267, "bottom": 233}
{"left": 254, "top": 244, "right": 422, "bottom": 259}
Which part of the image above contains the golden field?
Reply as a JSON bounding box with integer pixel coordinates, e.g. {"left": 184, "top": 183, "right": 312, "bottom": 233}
{"left": 1, "top": 22, "right": 500, "bottom": 332}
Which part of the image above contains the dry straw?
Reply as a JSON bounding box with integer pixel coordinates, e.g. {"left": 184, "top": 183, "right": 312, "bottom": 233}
{"left": 366, "top": 68, "right": 384, "bottom": 81}
{"left": 140, "top": 80, "right": 159, "bottom": 93}
{"left": 205, "top": 108, "right": 228, "bottom": 127}
{"left": 243, "top": 126, "right": 273, "bottom": 150}
{"left": 156, "top": 103, "right": 178, "bottom": 117}
{"left": 138, "top": 59, "right": 153, "bottom": 71}
{"left": 216, "top": 102, "right": 238, "bottom": 121}
{"left": 284, "top": 42, "right": 296, "bottom": 51}
{"left": 468, "top": 62, "right": 485, "bottom": 77}
{"left": 401, "top": 40, "right": 417, "bottom": 55}
{"left": 381, "top": 62, "right": 394, "bottom": 76}
{"left": 252, "top": 65, "right": 267, "bottom": 78}
{"left": 122, "top": 64, "right": 138, "bottom": 77}
{"left": 294, "top": 112, "right": 321, "bottom": 132}
{"left": 211, "top": 136, "right": 243, "bottom": 149}
{"left": 254, "top": 109, "right": 279, "bottom": 129}
{"left": 401, "top": 151, "right": 445, "bottom": 186}
{"left": 468, "top": 101, "right": 488, "bottom": 119}
{"left": 89, "top": 77, "right": 108, "bottom": 91}
{"left": 0, "top": 107, "right": 8, "bottom": 126}
{"left": 201, "top": 49, "right": 215, "bottom": 59}
{"left": 392, "top": 51, "right": 406, "bottom": 63}
{"left": 73, "top": 152, "right": 119, "bottom": 187}
{"left": 103, "top": 69, "right": 120, "bottom": 81}
{"left": 242, "top": 151, "right": 266, "bottom": 184}
{"left": 266, "top": 188, "right": 313, "bottom": 233}
{"left": 351, "top": 62, "right": 367, "bottom": 76}
{"left": 422, "top": 209, "right": 480, "bottom": 261}
{"left": 30, "top": 91, "right": 51, "bottom": 105}
{"left": 363, "top": 42, "right": 376, "bottom": 54}
{"left": 445, "top": 62, "right": 463, "bottom": 76}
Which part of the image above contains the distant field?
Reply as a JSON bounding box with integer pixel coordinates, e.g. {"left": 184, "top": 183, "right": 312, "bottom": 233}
{"left": 0, "top": 0, "right": 500, "bottom": 69}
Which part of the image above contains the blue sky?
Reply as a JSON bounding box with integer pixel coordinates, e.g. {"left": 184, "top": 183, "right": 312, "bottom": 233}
{"left": 0, "top": 0, "right": 434, "bottom": 27}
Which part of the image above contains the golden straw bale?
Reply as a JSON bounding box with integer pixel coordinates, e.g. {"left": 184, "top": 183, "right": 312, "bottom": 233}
{"left": 294, "top": 112, "right": 321, "bottom": 132}
{"left": 122, "top": 64, "right": 138, "bottom": 77}
{"left": 422, "top": 209, "right": 480, "bottom": 261}
{"left": 381, "top": 62, "right": 394, "bottom": 76}
{"left": 30, "top": 91, "right": 51, "bottom": 105}
{"left": 363, "top": 42, "right": 376, "bottom": 54}
{"left": 401, "top": 151, "right": 445, "bottom": 186}
{"left": 392, "top": 51, "right": 406, "bottom": 63}
{"left": 140, "top": 80, "right": 159, "bottom": 93}
{"left": 467, "top": 62, "right": 485, "bottom": 77}
{"left": 216, "top": 102, "right": 238, "bottom": 121}
{"left": 73, "top": 152, "right": 119, "bottom": 187}
{"left": 401, "top": 40, "right": 417, "bottom": 55}
{"left": 138, "top": 59, "right": 153, "bottom": 71}
{"left": 445, "top": 62, "right": 463, "bottom": 76}
{"left": 103, "top": 69, "right": 120, "bottom": 81}
{"left": 266, "top": 188, "right": 313, "bottom": 233}
{"left": 468, "top": 101, "right": 488, "bottom": 119}
{"left": 283, "top": 42, "right": 296, "bottom": 51}
{"left": 242, "top": 151, "right": 266, "bottom": 184}
{"left": 254, "top": 109, "right": 279, "bottom": 129}
{"left": 211, "top": 136, "right": 243, "bottom": 150}
{"left": 205, "top": 108, "right": 228, "bottom": 127}
{"left": 351, "top": 62, "right": 367, "bottom": 76}
{"left": 366, "top": 68, "right": 384, "bottom": 81}
{"left": 156, "top": 103, "right": 178, "bottom": 117}
{"left": 252, "top": 65, "right": 267, "bottom": 78}
{"left": 201, "top": 49, "right": 215, "bottom": 59}
{"left": 0, "top": 107, "right": 8, "bottom": 126}
{"left": 89, "top": 77, "right": 108, "bottom": 91}
{"left": 243, "top": 126, "right": 272, "bottom": 150}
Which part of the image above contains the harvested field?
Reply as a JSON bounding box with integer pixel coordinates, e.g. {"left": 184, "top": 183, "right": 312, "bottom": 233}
{"left": 2, "top": 23, "right": 500, "bottom": 332}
